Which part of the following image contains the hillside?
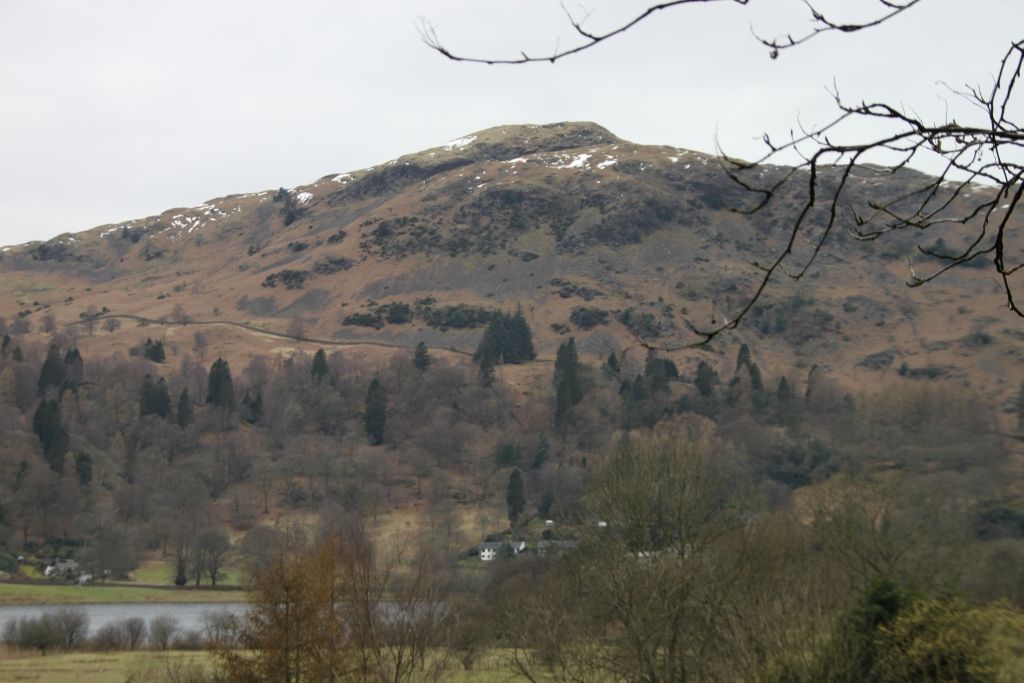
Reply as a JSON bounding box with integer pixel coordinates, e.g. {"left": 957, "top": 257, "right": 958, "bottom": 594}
{"left": 0, "top": 121, "right": 1020, "bottom": 404}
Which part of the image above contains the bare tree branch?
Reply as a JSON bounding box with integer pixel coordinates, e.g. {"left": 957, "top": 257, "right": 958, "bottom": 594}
{"left": 424, "top": 2, "right": 1022, "bottom": 348}
{"left": 419, "top": 1, "right": 749, "bottom": 65}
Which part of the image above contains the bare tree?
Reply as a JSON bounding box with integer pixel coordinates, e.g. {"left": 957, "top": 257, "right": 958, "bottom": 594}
{"left": 287, "top": 315, "right": 307, "bottom": 340}
{"left": 422, "top": 0, "right": 1024, "bottom": 343}
{"left": 81, "top": 305, "right": 99, "bottom": 336}
{"left": 170, "top": 303, "right": 192, "bottom": 325}
{"left": 40, "top": 312, "right": 56, "bottom": 334}
{"left": 148, "top": 615, "right": 179, "bottom": 650}
{"left": 192, "top": 330, "right": 208, "bottom": 362}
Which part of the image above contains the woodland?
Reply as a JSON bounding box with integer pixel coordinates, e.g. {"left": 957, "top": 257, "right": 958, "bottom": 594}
{"left": 0, "top": 305, "right": 1022, "bottom": 681}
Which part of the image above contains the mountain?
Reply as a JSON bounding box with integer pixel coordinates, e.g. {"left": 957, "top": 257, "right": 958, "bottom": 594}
{"left": 0, "top": 122, "right": 1019, "bottom": 404}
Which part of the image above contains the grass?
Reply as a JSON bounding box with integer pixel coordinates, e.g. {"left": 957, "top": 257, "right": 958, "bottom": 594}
{"left": 130, "top": 560, "right": 249, "bottom": 587}
{"left": 0, "top": 649, "right": 521, "bottom": 682}
{"left": 0, "top": 582, "right": 245, "bottom": 605}
{"left": 0, "top": 650, "right": 215, "bottom": 683}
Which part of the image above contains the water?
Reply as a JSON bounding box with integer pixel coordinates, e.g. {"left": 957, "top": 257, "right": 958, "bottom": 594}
{"left": 0, "top": 602, "right": 246, "bottom": 636}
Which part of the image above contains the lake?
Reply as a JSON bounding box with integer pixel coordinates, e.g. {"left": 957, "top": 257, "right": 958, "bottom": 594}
{"left": 0, "top": 602, "right": 247, "bottom": 636}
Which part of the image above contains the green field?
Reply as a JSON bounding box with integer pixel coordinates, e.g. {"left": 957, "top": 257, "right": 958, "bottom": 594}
{"left": 0, "top": 650, "right": 518, "bottom": 682}
{"left": 0, "top": 651, "right": 215, "bottom": 683}
{"left": 0, "top": 582, "right": 245, "bottom": 605}
{"left": 130, "top": 559, "right": 248, "bottom": 587}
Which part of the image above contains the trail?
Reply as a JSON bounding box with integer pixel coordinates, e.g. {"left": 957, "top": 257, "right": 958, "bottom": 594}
{"left": 74, "top": 314, "right": 556, "bottom": 363}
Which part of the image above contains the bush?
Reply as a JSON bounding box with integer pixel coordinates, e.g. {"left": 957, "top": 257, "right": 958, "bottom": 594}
{"left": 342, "top": 312, "right": 383, "bottom": 328}
{"left": 383, "top": 302, "right": 412, "bottom": 324}
{"left": 3, "top": 608, "right": 88, "bottom": 654}
{"left": 261, "top": 270, "right": 310, "bottom": 290}
{"left": 569, "top": 307, "right": 609, "bottom": 329}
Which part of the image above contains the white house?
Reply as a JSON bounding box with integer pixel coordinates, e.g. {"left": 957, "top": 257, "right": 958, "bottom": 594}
{"left": 477, "top": 540, "right": 527, "bottom": 561}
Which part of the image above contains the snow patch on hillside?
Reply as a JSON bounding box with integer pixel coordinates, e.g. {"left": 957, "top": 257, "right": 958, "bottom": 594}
{"left": 444, "top": 135, "right": 477, "bottom": 151}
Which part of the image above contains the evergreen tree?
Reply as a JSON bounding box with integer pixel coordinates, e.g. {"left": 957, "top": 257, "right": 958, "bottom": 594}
{"left": 531, "top": 432, "right": 549, "bottom": 470}
{"left": 477, "top": 351, "right": 496, "bottom": 387}
{"left": 473, "top": 309, "right": 536, "bottom": 365}
{"left": 37, "top": 344, "right": 65, "bottom": 396}
{"left": 74, "top": 452, "right": 93, "bottom": 487}
{"left": 695, "top": 360, "right": 718, "bottom": 398}
{"left": 143, "top": 338, "right": 166, "bottom": 363}
{"left": 777, "top": 376, "right": 793, "bottom": 402}
{"left": 364, "top": 378, "right": 387, "bottom": 445}
{"left": 32, "top": 399, "right": 69, "bottom": 473}
{"left": 1017, "top": 380, "right": 1024, "bottom": 432}
{"left": 644, "top": 350, "right": 679, "bottom": 393}
{"left": 0, "top": 334, "right": 10, "bottom": 359}
{"left": 140, "top": 375, "right": 172, "bottom": 419}
{"left": 176, "top": 387, "right": 193, "bottom": 428}
{"left": 507, "top": 308, "right": 536, "bottom": 363}
{"left": 748, "top": 363, "right": 769, "bottom": 412}
{"left": 553, "top": 338, "right": 583, "bottom": 425}
{"left": 311, "top": 349, "right": 329, "bottom": 383}
{"left": 748, "top": 363, "right": 765, "bottom": 393}
{"left": 413, "top": 341, "right": 431, "bottom": 373}
{"left": 63, "top": 348, "right": 84, "bottom": 388}
{"left": 474, "top": 316, "right": 505, "bottom": 364}
{"left": 241, "top": 390, "right": 264, "bottom": 424}
{"left": 604, "top": 351, "right": 620, "bottom": 377}
{"left": 506, "top": 468, "right": 525, "bottom": 527}
{"left": 207, "top": 358, "right": 235, "bottom": 410}
{"left": 735, "top": 343, "right": 752, "bottom": 372}
{"left": 631, "top": 374, "right": 648, "bottom": 402}
{"left": 11, "top": 346, "right": 23, "bottom": 362}
{"left": 139, "top": 374, "right": 155, "bottom": 416}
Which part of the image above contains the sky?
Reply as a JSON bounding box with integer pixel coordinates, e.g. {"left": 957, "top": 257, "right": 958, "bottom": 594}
{"left": 1, "top": 0, "right": 1021, "bottom": 246}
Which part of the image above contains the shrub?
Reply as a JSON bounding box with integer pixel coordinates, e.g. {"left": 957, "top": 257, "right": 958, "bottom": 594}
{"left": 569, "top": 307, "right": 609, "bottom": 329}
{"left": 342, "top": 312, "right": 383, "bottom": 328}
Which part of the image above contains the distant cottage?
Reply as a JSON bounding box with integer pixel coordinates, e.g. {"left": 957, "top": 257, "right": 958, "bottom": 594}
{"left": 477, "top": 540, "right": 526, "bottom": 561}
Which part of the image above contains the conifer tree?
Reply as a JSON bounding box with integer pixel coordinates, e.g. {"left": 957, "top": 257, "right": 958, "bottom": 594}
{"left": 695, "top": 360, "right": 718, "bottom": 398}
{"left": 474, "top": 309, "right": 536, "bottom": 365}
{"left": 177, "top": 387, "right": 193, "bottom": 428}
{"left": 474, "top": 316, "right": 505, "bottom": 364}
{"left": 63, "top": 348, "right": 84, "bottom": 388}
{"left": 506, "top": 468, "right": 525, "bottom": 527}
{"left": 604, "top": 351, "right": 620, "bottom": 377}
{"left": 32, "top": 399, "right": 69, "bottom": 473}
{"left": 532, "top": 432, "right": 549, "bottom": 470}
{"left": 74, "top": 452, "right": 93, "bottom": 487}
{"left": 736, "top": 343, "right": 752, "bottom": 372}
{"left": 1017, "top": 381, "right": 1024, "bottom": 432}
{"left": 37, "top": 344, "right": 65, "bottom": 396}
{"left": 139, "top": 374, "right": 172, "bottom": 419}
{"left": 364, "top": 378, "right": 387, "bottom": 445}
{"left": 477, "top": 351, "right": 496, "bottom": 387}
{"left": 777, "top": 376, "right": 793, "bottom": 402}
{"left": 139, "top": 374, "right": 155, "bottom": 416}
{"left": 207, "top": 358, "right": 235, "bottom": 410}
{"left": 644, "top": 350, "right": 679, "bottom": 393}
{"left": 311, "top": 349, "right": 329, "bottom": 383}
{"left": 11, "top": 346, "right": 23, "bottom": 362}
{"left": 413, "top": 341, "right": 431, "bottom": 373}
{"left": 553, "top": 338, "right": 583, "bottom": 425}
{"left": 0, "top": 334, "right": 10, "bottom": 359}
{"left": 144, "top": 338, "right": 166, "bottom": 363}
{"left": 507, "top": 308, "right": 536, "bottom": 363}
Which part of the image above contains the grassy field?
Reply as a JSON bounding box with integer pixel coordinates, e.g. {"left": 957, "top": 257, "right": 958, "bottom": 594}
{"left": 0, "top": 649, "right": 520, "bottom": 682}
{"left": 0, "top": 582, "right": 245, "bottom": 605}
{"left": 0, "top": 651, "right": 215, "bottom": 683}
{"left": 130, "top": 559, "right": 248, "bottom": 587}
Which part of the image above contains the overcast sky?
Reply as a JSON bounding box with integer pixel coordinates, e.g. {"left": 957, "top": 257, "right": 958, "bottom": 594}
{"left": 1, "top": 0, "right": 1020, "bottom": 246}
